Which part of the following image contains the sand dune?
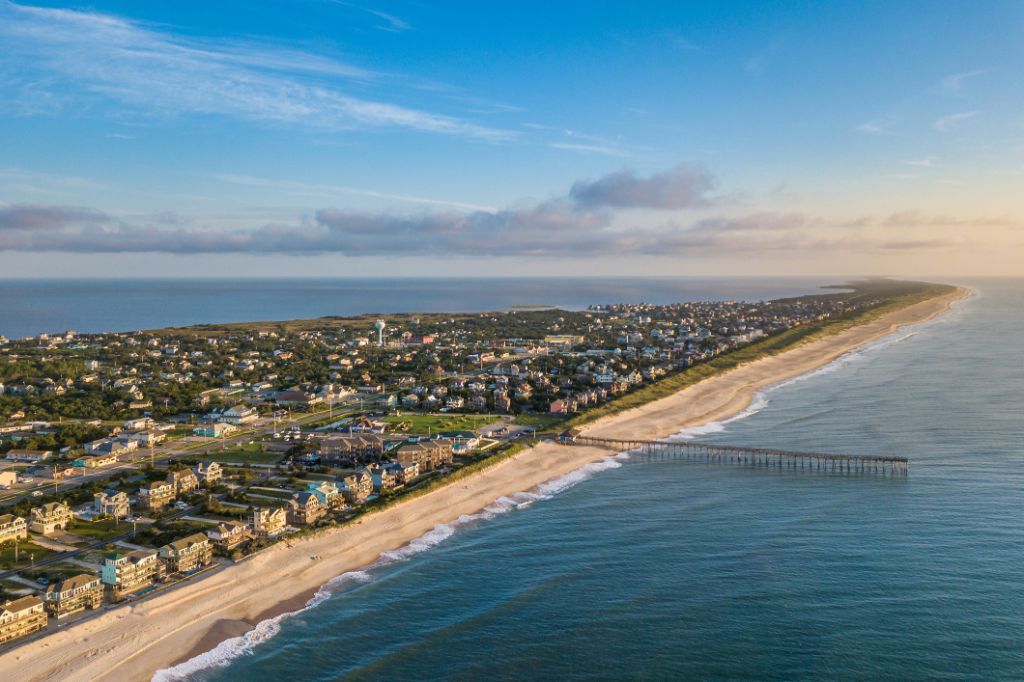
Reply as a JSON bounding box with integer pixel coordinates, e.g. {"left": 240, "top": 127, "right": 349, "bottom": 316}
{"left": 0, "top": 287, "right": 965, "bottom": 682}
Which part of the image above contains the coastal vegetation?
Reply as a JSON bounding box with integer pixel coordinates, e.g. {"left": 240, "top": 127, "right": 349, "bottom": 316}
{"left": 0, "top": 278, "right": 957, "bottom": 655}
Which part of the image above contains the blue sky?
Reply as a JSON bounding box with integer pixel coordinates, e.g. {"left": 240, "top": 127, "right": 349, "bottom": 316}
{"left": 0, "top": 0, "right": 1022, "bottom": 277}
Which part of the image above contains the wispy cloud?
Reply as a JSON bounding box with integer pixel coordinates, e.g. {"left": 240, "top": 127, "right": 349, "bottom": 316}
{"left": 548, "top": 142, "right": 636, "bottom": 158}
{"left": 365, "top": 8, "right": 410, "bottom": 32}
{"left": 901, "top": 157, "right": 936, "bottom": 167}
{"left": 934, "top": 111, "right": 978, "bottom": 132}
{"left": 856, "top": 121, "right": 891, "bottom": 135}
{"left": 214, "top": 173, "right": 497, "bottom": 212}
{"left": 940, "top": 69, "right": 988, "bottom": 95}
{"left": 0, "top": 1, "right": 511, "bottom": 140}
{"left": 325, "top": 2, "right": 411, "bottom": 32}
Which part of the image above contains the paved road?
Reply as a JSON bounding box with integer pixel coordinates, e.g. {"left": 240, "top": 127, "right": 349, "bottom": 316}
{"left": 0, "top": 400, "right": 372, "bottom": 508}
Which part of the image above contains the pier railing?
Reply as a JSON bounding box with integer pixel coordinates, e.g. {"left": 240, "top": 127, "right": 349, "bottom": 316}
{"left": 563, "top": 435, "right": 908, "bottom": 475}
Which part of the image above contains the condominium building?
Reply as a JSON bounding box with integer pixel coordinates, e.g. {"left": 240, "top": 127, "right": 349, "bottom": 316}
{"left": 318, "top": 434, "right": 384, "bottom": 465}
{"left": 29, "top": 501, "right": 72, "bottom": 536}
{"left": 42, "top": 574, "right": 102, "bottom": 619}
{"left": 0, "top": 596, "right": 47, "bottom": 644}
{"left": 395, "top": 439, "right": 453, "bottom": 472}
{"left": 101, "top": 549, "right": 163, "bottom": 601}
{"left": 159, "top": 533, "right": 213, "bottom": 574}
{"left": 0, "top": 514, "right": 27, "bottom": 544}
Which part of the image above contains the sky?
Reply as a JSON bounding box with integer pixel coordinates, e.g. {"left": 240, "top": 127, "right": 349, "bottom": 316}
{"left": 0, "top": 0, "right": 1022, "bottom": 278}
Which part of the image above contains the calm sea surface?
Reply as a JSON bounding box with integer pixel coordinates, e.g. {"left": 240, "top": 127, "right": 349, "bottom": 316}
{"left": 152, "top": 279, "right": 1018, "bottom": 680}
{"left": 0, "top": 277, "right": 830, "bottom": 339}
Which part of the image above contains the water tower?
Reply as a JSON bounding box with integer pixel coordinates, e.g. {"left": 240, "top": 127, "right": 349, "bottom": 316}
{"left": 374, "top": 319, "right": 386, "bottom": 347}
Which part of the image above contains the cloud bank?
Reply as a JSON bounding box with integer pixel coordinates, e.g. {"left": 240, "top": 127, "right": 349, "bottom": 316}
{"left": 570, "top": 165, "right": 715, "bottom": 209}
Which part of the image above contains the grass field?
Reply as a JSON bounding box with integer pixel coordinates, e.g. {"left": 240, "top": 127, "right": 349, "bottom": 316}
{"left": 383, "top": 413, "right": 498, "bottom": 434}
{"left": 512, "top": 413, "right": 568, "bottom": 432}
{"left": 197, "top": 446, "right": 285, "bottom": 465}
{"left": 68, "top": 518, "right": 128, "bottom": 540}
{"left": 22, "top": 562, "right": 94, "bottom": 583}
{"left": 0, "top": 540, "right": 58, "bottom": 569}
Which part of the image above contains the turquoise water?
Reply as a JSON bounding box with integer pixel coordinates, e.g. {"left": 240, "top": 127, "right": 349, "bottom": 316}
{"left": 160, "top": 279, "right": 1024, "bottom": 681}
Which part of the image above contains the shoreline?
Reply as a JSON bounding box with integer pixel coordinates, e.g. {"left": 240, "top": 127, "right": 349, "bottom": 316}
{"left": 0, "top": 286, "right": 967, "bottom": 682}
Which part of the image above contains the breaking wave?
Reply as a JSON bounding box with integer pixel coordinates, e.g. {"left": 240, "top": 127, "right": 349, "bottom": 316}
{"left": 151, "top": 452, "right": 630, "bottom": 681}
{"left": 668, "top": 295, "right": 959, "bottom": 442}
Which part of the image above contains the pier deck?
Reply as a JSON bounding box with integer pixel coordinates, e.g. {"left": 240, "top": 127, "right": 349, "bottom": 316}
{"left": 563, "top": 435, "right": 908, "bottom": 475}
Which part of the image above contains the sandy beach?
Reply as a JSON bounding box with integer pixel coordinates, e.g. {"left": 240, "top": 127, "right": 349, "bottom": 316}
{"left": 0, "top": 287, "right": 966, "bottom": 682}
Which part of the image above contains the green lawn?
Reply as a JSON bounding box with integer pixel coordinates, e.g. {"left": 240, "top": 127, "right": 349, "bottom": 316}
{"left": 0, "top": 539, "right": 58, "bottom": 569}
{"left": 384, "top": 413, "right": 497, "bottom": 434}
{"left": 22, "top": 562, "right": 95, "bottom": 583}
{"left": 67, "top": 518, "right": 130, "bottom": 540}
{"left": 512, "top": 414, "right": 568, "bottom": 432}
{"left": 197, "top": 448, "right": 285, "bottom": 465}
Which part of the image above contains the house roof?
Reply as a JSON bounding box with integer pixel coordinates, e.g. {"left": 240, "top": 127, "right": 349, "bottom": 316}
{"left": 1, "top": 595, "right": 42, "bottom": 613}
{"left": 48, "top": 573, "right": 99, "bottom": 595}
{"left": 164, "top": 532, "right": 210, "bottom": 552}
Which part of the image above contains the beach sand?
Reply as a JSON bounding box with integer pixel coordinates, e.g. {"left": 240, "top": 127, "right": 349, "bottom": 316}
{"left": 0, "top": 287, "right": 966, "bottom": 682}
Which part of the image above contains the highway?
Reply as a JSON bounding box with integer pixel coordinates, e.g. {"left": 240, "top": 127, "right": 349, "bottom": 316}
{"left": 0, "top": 398, "right": 369, "bottom": 508}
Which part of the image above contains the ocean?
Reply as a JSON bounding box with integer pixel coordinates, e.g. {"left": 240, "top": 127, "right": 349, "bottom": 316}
{"left": 149, "top": 278, "right": 1024, "bottom": 681}
{"left": 0, "top": 277, "right": 832, "bottom": 339}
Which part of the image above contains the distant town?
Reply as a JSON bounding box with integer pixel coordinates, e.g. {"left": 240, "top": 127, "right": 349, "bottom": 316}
{"left": 0, "top": 289, "right": 879, "bottom": 646}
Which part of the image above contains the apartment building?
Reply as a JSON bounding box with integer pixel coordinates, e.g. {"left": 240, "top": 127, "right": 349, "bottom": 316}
{"left": 42, "top": 574, "right": 102, "bottom": 619}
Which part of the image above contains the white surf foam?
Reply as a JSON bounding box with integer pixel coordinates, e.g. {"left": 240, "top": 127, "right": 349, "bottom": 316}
{"left": 151, "top": 451, "right": 630, "bottom": 681}
{"left": 665, "top": 294, "right": 964, "bottom": 443}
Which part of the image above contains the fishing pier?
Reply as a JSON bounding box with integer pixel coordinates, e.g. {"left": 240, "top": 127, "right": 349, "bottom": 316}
{"left": 562, "top": 435, "right": 909, "bottom": 475}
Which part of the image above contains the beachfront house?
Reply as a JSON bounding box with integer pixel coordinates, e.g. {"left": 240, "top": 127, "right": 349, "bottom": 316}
{"left": 374, "top": 464, "right": 399, "bottom": 492}
{"left": 207, "top": 521, "right": 248, "bottom": 552}
{"left": 42, "top": 574, "right": 103, "bottom": 619}
{"left": 159, "top": 533, "right": 213, "bottom": 574}
{"left": 340, "top": 468, "right": 373, "bottom": 505}
{"left": 286, "top": 492, "right": 324, "bottom": 525}
{"left": 29, "top": 501, "right": 72, "bottom": 536}
{"left": 249, "top": 506, "right": 288, "bottom": 539}
{"left": 101, "top": 549, "right": 164, "bottom": 601}
{"left": 306, "top": 481, "right": 342, "bottom": 509}
{"left": 0, "top": 596, "right": 47, "bottom": 644}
